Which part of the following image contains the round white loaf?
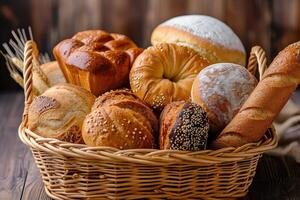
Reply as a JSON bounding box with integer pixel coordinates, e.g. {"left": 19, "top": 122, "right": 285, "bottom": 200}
{"left": 151, "top": 15, "right": 246, "bottom": 66}
{"left": 191, "top": 63, "right": 257, "bottom": 135}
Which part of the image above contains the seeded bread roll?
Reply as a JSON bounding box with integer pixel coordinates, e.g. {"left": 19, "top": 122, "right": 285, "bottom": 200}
{"left": 28, "top": 83, "right": 96, "bottom": 143}
{"left": 93, "top": 89, "right": 159, "bottom": 134}
{"left": 82, "top": 89, "right": 158, "bottom": 149}
{"left": 160, "top": 101, "right": 209, "bottom": 150}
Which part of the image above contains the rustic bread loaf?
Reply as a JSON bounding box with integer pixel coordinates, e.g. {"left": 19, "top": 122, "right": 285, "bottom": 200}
{"left": 151, "top": 15, "right": 246, "bottom": 66}
{"left": 82, "top": 89, "right": 158, "bottom": 149}
{"left": 28, "top": 83, "right": 96, "bottom": 143}
{"left": 191, "top": 63, "right": 257, "bottom": 135}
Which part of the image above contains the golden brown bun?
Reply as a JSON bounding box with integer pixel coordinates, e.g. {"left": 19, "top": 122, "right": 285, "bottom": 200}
{"left": 53, "top": 30, "right": 143, "bottom": 96}
{"left": 191, "top": 63, "right": 257, "bottom": 135}
{"left": 160, "top": 101, "right": 209, "bottom": 150}
{"left": 28, "top": 83, "right": 96, "bottom": 143}
{"left": 32, "top": 61, "right": 66, "bottom": 95}
{"left": 151, "top": 15, "right": 246, "bottom": 66}
{"left": 82, "top": 89, "right": 158, "bottom": 149}
{"left": 130, "top": 43, "right": 211, "bottom": 110}
{"left": 212, "top": 41, "right": 300, "bottom": 149}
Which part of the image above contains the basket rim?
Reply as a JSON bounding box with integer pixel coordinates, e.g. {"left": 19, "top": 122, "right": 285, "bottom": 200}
{"left": 18, "top": 121, "right": 278, "bottom": 166}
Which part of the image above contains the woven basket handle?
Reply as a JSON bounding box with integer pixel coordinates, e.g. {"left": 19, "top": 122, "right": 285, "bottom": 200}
{"left": 22, "top": 40, "right": 39, "bottom": 126}
{"left": 247, "top": 46, "right": 267, "bottom": 80}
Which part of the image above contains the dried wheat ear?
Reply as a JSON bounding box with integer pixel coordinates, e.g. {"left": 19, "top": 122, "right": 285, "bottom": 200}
{"left": 1, "top": 27, "right": 65, "bottom": 95}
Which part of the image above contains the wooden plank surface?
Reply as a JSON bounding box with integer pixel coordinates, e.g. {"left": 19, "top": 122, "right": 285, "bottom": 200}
{"left": 0, "top": 92, "right": 299, "bottom": 200}
{"left": 0, "top": 93, "right": 26, "bottom": 200}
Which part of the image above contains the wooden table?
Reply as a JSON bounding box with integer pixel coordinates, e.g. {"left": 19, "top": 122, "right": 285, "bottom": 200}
{"left": 0, "top": 92, "right": 299, "bottom": 200}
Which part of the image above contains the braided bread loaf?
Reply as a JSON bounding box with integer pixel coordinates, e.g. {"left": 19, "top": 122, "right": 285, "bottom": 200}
{"left": 53, "top": 30, "right": 143, "bottom": 96}
{"left": 212, "top": 41, "right": 300, "bottom": 148}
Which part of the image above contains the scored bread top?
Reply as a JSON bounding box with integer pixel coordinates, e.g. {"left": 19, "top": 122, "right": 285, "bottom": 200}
{"left": 28, "top": 83, "right": 96, "bottom": 143}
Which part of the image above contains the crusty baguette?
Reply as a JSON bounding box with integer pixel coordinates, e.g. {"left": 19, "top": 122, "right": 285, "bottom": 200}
{"left": 212, "top": 41, "right": 300, "bottom": 149}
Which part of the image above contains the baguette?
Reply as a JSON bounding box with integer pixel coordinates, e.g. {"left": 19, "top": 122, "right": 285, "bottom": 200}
{"left": 212, "top": 41, "right": 300, "bottom": 149}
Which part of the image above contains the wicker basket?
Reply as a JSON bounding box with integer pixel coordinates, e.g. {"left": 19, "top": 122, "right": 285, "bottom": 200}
{"left": 19, "top": 41, "right": 277, "bottom": 200}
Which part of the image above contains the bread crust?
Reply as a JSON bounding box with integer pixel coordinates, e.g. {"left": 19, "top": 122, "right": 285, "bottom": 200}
{"left": 191, "top": 63, "right": 257, "bottom": 135}
{"left": 151, "top": 26, "right": 246, "bottom": 66}
{"left": 40, "top": 61, "right": 66, "bottom": 86}
{"left": 82, "top": 90, "right": 158, "bottom": 149}
{"left": 28, "top": 83, "right": 96, "bottom": 143}
{"left": 160, "top": 101, "right": 209, "bottom": 150}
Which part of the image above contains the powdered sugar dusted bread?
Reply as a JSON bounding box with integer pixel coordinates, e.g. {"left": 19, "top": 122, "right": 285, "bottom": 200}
{"left": 151, "top": 15, "right": 246, "bottom": 66}
{"left": 160, "top": 101, "right": 209, "bottom": 151}
{"left": 191, "top": 63, "right": 257, "bottom": 135}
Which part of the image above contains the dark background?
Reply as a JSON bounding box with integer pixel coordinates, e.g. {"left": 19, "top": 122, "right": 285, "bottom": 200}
{"left": 1, "top": 0, "right": 300, "bottom": 91}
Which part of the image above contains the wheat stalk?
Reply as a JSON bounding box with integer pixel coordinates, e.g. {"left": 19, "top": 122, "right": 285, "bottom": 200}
{"left": 1, "top": 27, "right": 51, "bottom": 88}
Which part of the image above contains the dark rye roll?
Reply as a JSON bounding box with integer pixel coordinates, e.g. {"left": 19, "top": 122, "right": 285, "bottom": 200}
{"left": 159, "top": 101, "right": 209, "bottom": 151}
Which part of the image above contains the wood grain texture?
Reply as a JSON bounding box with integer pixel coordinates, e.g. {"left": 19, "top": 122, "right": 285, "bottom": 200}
{"left": 0, "top": 93, "right": 26, "bottom": 200}
{"left": 245, "top": 156, "right": 300, "bottom": 200}
{"left": 21, "top": 166, "right": 51, "bottom": 200}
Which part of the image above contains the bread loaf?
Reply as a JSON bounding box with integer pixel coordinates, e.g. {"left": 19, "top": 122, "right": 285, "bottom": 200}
{"left": 82, "top": 89, "right": 158, "bottom": 149}
{"left": 191, "top": 63, "right": 257, "bottom": 135}
{"left": 212, "top": 41, "right": 300, "bottom": 148}
{"left": 28, "top": 83, "right": 96, "bottom": 143}
{"left": 151, "top": 15, "right": 246, "bottom": 66}
{"left": 53, "top": 30, "right": 143, "bottom": 96}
